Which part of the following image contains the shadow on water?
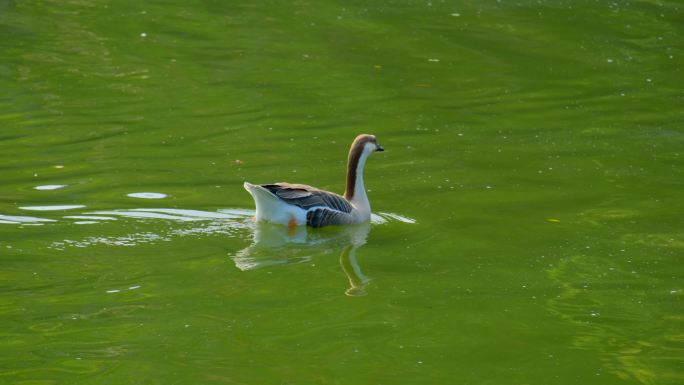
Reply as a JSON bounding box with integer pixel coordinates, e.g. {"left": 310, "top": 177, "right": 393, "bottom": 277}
{"left": 232, "top": 221, "right": 372, "bottom": 296}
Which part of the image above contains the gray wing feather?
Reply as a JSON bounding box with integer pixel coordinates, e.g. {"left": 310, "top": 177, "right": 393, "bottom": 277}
{"left": 260, "top": 183, "right": 352, "bottom": 213}
{"left": 274, "top": 189, "right": 312, "bottom": 199}
{"left": 306, "top": 208, "right": 350, "bottom": 228}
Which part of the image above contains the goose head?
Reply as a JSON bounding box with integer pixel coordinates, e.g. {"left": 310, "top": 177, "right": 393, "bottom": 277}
{"left": 351, "top": 134, "right": 384, "bottom": 155}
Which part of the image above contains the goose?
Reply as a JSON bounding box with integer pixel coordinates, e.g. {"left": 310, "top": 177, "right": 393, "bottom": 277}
{"left": 244, "top": 134, "right": 384, "bottom": 228}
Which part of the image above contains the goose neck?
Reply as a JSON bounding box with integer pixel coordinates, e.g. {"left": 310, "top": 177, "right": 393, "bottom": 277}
{"left": 344, "top": 146, "right": 370, "bottom": 210}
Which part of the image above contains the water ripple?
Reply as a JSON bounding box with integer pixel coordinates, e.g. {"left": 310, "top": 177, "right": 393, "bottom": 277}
{"left": 126, "top": 192, "right": 167, "bottom": 199}
{"left": 19, "top": 205, "right": 85, "bottom": 211}
{"left": 0, "top": 214, "right": 56, "bottom": 224}
{"left": 34, "top": 184, "right": 67, "bottom": 190}
{"left": 3, "top": 206, "right": 416, "bottom": 252}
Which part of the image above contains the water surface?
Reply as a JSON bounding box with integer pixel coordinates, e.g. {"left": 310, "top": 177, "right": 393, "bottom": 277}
{"left": 1, "top": 1, "right": 682, "bottom": 384}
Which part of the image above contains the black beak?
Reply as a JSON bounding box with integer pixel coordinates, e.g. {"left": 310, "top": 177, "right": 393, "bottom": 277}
{"left": 376, "top": 144, "right": 385, "bottom": 152}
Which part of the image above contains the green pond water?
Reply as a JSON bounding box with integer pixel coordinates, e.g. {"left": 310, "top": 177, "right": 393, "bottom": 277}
{"left": 1, "top": 1, "right": 683, "bottom": 384}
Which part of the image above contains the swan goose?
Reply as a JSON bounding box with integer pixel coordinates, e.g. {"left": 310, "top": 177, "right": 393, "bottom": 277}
{"left": 244, "top": 134, "right": 384, "bottom": 228}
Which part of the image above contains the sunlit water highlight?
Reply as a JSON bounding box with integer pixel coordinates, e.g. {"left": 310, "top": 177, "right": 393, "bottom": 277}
{"left": 126, "top": 192, "right": 168, "bottom": 199}
{"left": 34, "top": 185, "right": 67, "bottom": 190}
{"left": 19, "top": 205, "right": 86, "bottom": 211}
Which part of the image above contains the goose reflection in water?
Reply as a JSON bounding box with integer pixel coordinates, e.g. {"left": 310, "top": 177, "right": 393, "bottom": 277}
{"left": 231, "top": 221, "right": 372, "bottom": 296}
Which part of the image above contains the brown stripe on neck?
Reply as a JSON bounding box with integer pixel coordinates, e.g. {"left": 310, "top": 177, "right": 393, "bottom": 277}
{"left": 344, "top": 136, "right": 371, "bottom": 200}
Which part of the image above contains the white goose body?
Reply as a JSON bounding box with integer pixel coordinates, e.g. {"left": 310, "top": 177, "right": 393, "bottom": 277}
{"left": 244, "top": 134, "right": 384, "bottom": 228}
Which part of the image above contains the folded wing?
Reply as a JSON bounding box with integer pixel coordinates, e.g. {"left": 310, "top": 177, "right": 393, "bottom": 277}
{"left": 260, "top": 183, "right": 353, "bottom": 214}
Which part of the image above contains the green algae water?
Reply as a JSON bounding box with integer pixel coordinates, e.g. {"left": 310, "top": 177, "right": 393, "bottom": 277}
{"left": 1, "top": 1, "right": 683, "bottom": 384}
